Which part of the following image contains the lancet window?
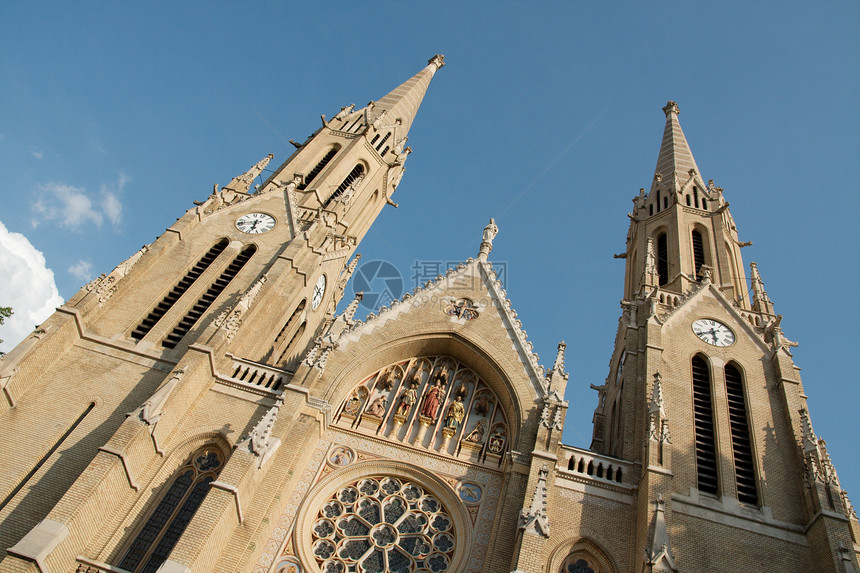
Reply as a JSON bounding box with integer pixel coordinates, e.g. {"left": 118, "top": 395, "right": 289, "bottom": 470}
{"left": 691, "top": 229, "right": 705, "bottom": 279}
{"left": 162, "top": 244, "right": 256, "bottom": 349}
{"left": 325, "top": 164, "right": 366, "bottom": 208}
{"left": 299, "top": 146, "right": 340, "bottom": 190}
{"left": 692, "top": 355, "right": 719, "bottom": 495}
{"left": 334, "top": 356, "right": 509, "bottom": 465}
{"left": 724, "top": 363, "right": 758, "bottom": 505}
{"left": 656, "top": 233, "right": 669, "bottom": 286}
{"left": 131, "top": 239, "right": 228, "bottom": 341}
{"left": 117, "top": 447, "right": 223, "bottom": 573}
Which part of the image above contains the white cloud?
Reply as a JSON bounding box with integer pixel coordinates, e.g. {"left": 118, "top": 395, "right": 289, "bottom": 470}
{"left": 0, "top": 221, "right": 64, "bottom": 352}
{"left": 31, "top": 173, "right": 128, "bottom": 230}
{"left": 30, "top": 150, "right": 44, "bottom": 160}
{"left": 68, "top": 259, "right": 93, "bottom": 282}
{"left": 32, "top": 182, "right": 102, "bottom": 230}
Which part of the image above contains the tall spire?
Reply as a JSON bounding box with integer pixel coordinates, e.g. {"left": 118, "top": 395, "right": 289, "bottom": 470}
{"left": 369, "top": 55, "right": 445, "bottom": 139}
{"left": 654, "top": 101, "right": 701, "bottom": 183}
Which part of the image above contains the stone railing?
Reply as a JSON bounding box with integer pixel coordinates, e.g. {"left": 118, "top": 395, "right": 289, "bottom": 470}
{"left": 76, "top": 557, "right": 129, "bottom": 573}
{"left": 557, "top": 445, "right": 635, "bottom": 489}
{"left": 216, "top": 354, "right": 291, "bottom": 397}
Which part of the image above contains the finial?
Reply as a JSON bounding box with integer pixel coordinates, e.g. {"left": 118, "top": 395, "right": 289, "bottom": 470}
{"left": 662, "top": 100, "right": 680, "bottom": 117}
{"left": 477, "top": 218, "right": 499, "bottom": 262}
{"left": 428, "top": 54, "right": 446, "bottom": 70}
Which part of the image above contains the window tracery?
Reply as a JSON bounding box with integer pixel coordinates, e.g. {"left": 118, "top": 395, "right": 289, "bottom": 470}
{"left": 310, "top": 475, "right": 456, "bottom": 573}
{"left": 334, "top": 356, "right": 509, "bottom": 464}
{"left": 117, "top": 447, "right": 223, "bottom": 573}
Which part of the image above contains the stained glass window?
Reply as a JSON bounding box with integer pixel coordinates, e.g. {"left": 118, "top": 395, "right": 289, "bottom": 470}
{"left": 311, "top": 476, "right": 456, "bottom": 573}
{"left": 117, "top": 448, "right": 222, "bottom": 573}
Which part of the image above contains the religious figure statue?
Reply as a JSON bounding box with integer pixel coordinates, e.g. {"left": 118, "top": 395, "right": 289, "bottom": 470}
{"left": 482, "top": 218, "right": 498, "bottom": 244}
{"left": 420, "top": 382, "right": 444, "bottom": 420}
{"left": 473, "top": 391, "right": 493, "bottom": 417}
{"left": 464, "top": 418, "right": 487, "bottom": 443}
{"left": 396, "top": 382, "right": 418, "bottom": 416}
{"left": 367, "top": 395, "right": 387, "bottom": 417}
{"left": 445, "top": 396, "right": 465, "bottom": 429}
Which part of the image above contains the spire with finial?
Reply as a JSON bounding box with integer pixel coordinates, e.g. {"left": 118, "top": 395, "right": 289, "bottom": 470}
{"left": 750, "top": 262, "right": 774, "bottom": 314}
{"left": 237, "top": 396, "right": 283, "bottom": 468}
{"left": 519, "top": 464, "right": 551, "bottom": 537}
{"left": 477, "top": 218, "right": 498, "bottom": 262}
{"left": 224, "top": 153, "right": 274, "bottom": 194}
{"left": 644, "top": 495, "right": 678, "bottom": 572}
{"left": 334, "top": 55, "right": 445, "bottom": 142}
{"left": 654, "top": 101, "right": 701, "bottom": 186}
{"left": 545, "top": 341, "right": 569, "bottom": 398}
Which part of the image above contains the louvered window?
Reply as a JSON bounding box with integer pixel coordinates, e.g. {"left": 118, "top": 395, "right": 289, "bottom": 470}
{"left": 725, "top": 363, "right": 758, "bottom": 505}
{"left": 280, "top": 321, "right": 306, "bottom": 368}
{"left": 117, "top": 448, "right": 222, "bottom": 573}
{"left": 656, "top": 233, "right": 669, "bottom": 286}
{"left": 324, "top": 164, "right": 365, "bottom": 208}
{"left": 375, "top": 132, "right": 390, "bottom": 151}
{"left": 162, "top": 245, "right": 256, "bottom": 349}
{"left": 298, "top": 147, "right": 339, "bottom": 190}
{"left": 131, "top": 239, "right": 228, "bottom": 341}
{"left": 272, "top": 300, "right": 306, "bottom": 362}
{"left": 692, "top": 230, "right": 705, "bottom": 279}
{"left": 692, "top": 355, "right": 719, "bottom": 495}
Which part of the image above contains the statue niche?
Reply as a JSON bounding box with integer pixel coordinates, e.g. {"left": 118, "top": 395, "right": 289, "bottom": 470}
{"left": 333, "top": 356, "right": 509, "bottom": 465}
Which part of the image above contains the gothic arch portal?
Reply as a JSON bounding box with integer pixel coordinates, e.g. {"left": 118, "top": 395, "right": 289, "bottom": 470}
{"left": 320, "top": 331, "right": 539, "bottom": 451}
{"left": 546, "top": 537, "right": 618, "bottom": 573}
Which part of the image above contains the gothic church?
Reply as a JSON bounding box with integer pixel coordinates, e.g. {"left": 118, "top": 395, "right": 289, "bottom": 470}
{"left": 0, "top": 56, "right": 857, "bottom": 573}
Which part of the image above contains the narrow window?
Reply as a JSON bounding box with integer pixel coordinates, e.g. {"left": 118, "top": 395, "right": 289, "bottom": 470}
{"left": 346, "top": 117, "right": 362, "bottom": 132}
{"left": 132, "top": 240, "right": 229, "bottom": 341}
{"left": 117, "top": 448, "right": 223, "bottom": 573}
{"left": 693, "top": 186, "right": 700, "bottom": 208}
{"left": 692, "top": 355, "right": 719, "bottom": 495}
{"left": 370, "top": 134, "right": 380, "bottom": 145}
{"left": 298, "top": 147, "right": 339, "bottom": 190}
{"left": 380, "top": 146, "right": 390, "bottom": 156}
{"left": 701, "top": 198, "right": 707, "bottom": 209}
{"left": 325, "top": 165, "right": 365, "bottom": 207}
{"left": 725, "top": 363, "right": 758, "bottom": 505}
{"left": 686, "top": 195, "right": 691, "bottom": 206}
{"left": 656, "top": 233, "right": 669, "bottom": 286}
{"left": 0, "top": 402, "right": 95, "bottom": 513}
{"left": 692, "top": 230, "right": 705, "bottom": 279}
{"left": 280, "top": 321, "right": 306, "bottom": 367}
{"left": 272, "top": 300, "right": 306, "bottom": 362}
{"left": 649, "top": 204, "right": 654, "bottom": 216}
{"left": 162, "top": 245, "right": 256, "bottom": 349}
{"left": 656, "top": 190, "right": 661, "bottom": 213}
{"left": 663, "top": 196, "right": 669, "bottom": 209}
{"left": 374, "top": 132, "right": 390, "bottom": 152}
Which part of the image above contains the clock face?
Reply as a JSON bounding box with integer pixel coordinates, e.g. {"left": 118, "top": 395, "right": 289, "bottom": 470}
{"left": 692, "top": 319, "right": 735, "bottom": 347}
{"left": 312, "top": 275, "right": 326, "bottom": 310}
{"left": 236, "top": 213, "right": 275, "bottom": 234}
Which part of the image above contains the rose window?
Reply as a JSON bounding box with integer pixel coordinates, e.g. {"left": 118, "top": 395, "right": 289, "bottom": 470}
{"left": 310, "top": 476, "right": 456, "bottom": 573}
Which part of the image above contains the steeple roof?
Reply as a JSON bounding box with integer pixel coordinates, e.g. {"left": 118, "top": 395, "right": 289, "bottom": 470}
{"left": 373, "top": 54, "right": 445, "bottom": 138}
{"left": 654, "top": 101, "right": 701, "bottom": 182}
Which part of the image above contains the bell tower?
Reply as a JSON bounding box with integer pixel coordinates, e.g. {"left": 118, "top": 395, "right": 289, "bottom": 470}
{"left": 592, "top": 102, "right": 859, "bottom": 572}
{"left": 0, "top": 56, "right": 444, "bottom": 573}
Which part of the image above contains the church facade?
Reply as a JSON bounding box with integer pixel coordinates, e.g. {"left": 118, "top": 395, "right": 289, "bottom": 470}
{"left": 0, "top": 56, "right": 857, "bottom": 573}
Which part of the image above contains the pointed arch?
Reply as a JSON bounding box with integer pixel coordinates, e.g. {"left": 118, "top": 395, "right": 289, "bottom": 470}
{"left": 131, "top": 238, "right": 229, "bottom": 341}
{"left": 116, "top": 445, "right": 224, "bottom": 573}
{"left": 692, "top": 354, "right": 719, "bottom": 495}
{"left": 724, "top": 362, "right": 758, "bottom": 505}
{"left": 298, "top": 145, "right": 340, "bottom": 190}
{"left": 547, "top": 537, "right": 618, "bottom": 573}
{"left": 656, "top": 232, "right": 669, "bottom": 286}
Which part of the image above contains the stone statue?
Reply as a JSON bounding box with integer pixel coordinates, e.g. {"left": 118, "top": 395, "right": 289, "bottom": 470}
{"left": 421, "top": 382, "right": 444, "bottom": 420}
{"left": 445, "top": 396, "right": 465, "bottom": 429}
{"left": 482, "top": 218, "right": 498, "bottom": 243}
{"left": 367, "top": 395, "right": 387, "bottom": 417}
{"left": 332, "top": 103, "right": 355, "bottom": 121}
{"left": 474, "top": 391, "right": 493, "bottom": 417}
{"left": 396, "top": 382, "right": 418, "bottom": 416}
{"left": 464, "top": 418, "right": 487, "bottom": 443}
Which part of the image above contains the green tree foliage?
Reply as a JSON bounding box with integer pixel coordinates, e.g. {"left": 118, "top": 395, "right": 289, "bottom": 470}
{"left": 0, "top": 306, "right": 12, "bottom": 349}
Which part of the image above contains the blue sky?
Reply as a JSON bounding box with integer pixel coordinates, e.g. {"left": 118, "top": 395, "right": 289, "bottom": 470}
{"left": 1, "top": 2, "right": 858, "bottom": 497}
